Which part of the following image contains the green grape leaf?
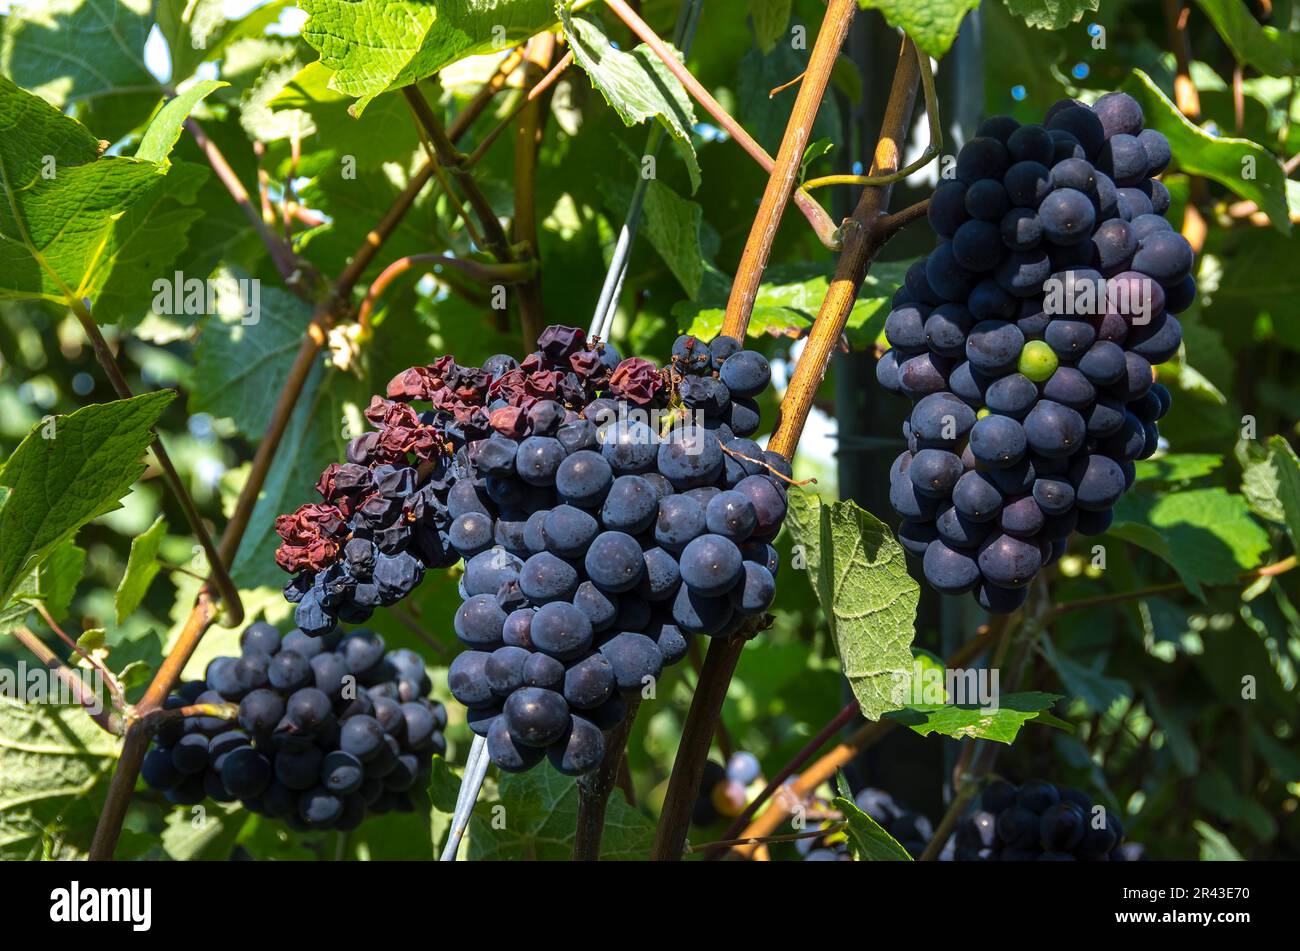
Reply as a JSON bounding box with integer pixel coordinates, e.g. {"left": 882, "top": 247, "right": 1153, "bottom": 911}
{"left": 137, "top": 81, "right": 229, "bottom": 164}
{"left": 160, "top": 803, "right": 247, "bottom": 860}
{"left": 0, "top": 76, "right": 165, "bottom": 308}
{"left": 1110, "top": 487, "right": 1271, "bottom": 598}
{"left": 241, "top": 56, "right": 318, "bottom": 143}
{"left": 562, "top": 7, "right": 701, "bottom": 193}
{"left": 0, "top": 696, "right": 119, "bottom": 860}
{"left": 1133, "top": 453, "right": 1222, "bottom": 484}
{"left": 88, "top": 160, "right": 210, "bottom": 328}
{"left": 0, "top": 0, "right": 159, "bottom": 142}
{"left": 158, "top": 0, "right": 295, "bottom": 82}
{"left": 832, "top": 772, "right": 913, "bottom": 860}
{"left": 267, "top": 62, "right": 424, "bottom": 174}
{"left": 22, "top": 542, "right": 87, "bottom": 622}
{"left": 799, "top": 137, "right": 835, "bottom": 185}
{"left": 0, "top": 392, "right": 173, "bottom": 613}
{"left": 1124, "top": 69, "right": 1290, "bottom": 234}
{"left": 784, "top": 491, "right": 918, "bottom": 719}
{"left": 886, "top": 692, "right": 1066, "bottom": 742}
{"left": 467, "top": 763, "right": 654, "bottom": 860}
{"left": 1193, "top": 0, "right": 1293, "bottom": 76}
{"left": 1240, "top": 447, "right": 1286, "bottom": 524}
{"left": 191, "top": 280, "right": 316, "bottom": 439}
{"left": 856, "top": 0, "right": 980, "bottom": 59}
{"left": 1003, "top": 0, "right": 1100, "bottom": 30}
{"left": 301, "top": 0, "right": 560, "bottom": 116}
{"left": 1266, "top": 435, "right": 1300, "bottom": 551}
{"left": 675, "top": 260, "right": 907, "bottom": 343}
{"left": 1146, "top": 690, "right": 1200, "bottom": 776}
{"left": 749, "top": 0, "right": 793, "bottom": 53}
{"left": 114, "top": 514, "right": 168, "bottom": 625}
{"left": 1249, "top": 722, "right": 1300, "bottom": 783}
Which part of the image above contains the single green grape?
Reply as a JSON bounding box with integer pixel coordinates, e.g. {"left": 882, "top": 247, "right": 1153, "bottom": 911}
{"left": 1018, "top": 339, "right": 1059, "bottom": 382}
{"left": 976, "top": 407, "right": 991, "bottom": 419}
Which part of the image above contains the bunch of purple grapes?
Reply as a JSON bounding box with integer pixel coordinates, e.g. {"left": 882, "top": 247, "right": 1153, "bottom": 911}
{"left": 876, "top": 93, "right": 1190, "bottom": 612}
{"left": 955, "top": 779, "right": 1137, "bottom": 861}
{"left": 140, "top": 622, "right": 447, "bottom": 831}
{"left": 275, "top": 325, "right": 790, "bottom": 776}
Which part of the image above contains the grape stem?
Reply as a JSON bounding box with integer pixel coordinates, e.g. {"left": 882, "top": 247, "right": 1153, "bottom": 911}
{"left": 184, "top": 117, "right": 317, "bottom": 294}
{"left": 802, "top": 45, "right": 941, "bottom": 192}
{"left": 10, "top": 626, "right": 123, "bottom": 735}
{"left": 573, "top": 697, "right": 642, "bottom": 860}
{"left": 650, "top": 35, "right": 922, "bottom": 862}
{"left": 599, "top": 0, "right": 841, "bottom": 250}
{"left": 33, "top": 602, "right": 126, "bottom": 704}
{"left": 86, "top": 75, "right": 501, "bottom": 861}
{"left": 718, "top": 441, "right": 818, "bottom": 487}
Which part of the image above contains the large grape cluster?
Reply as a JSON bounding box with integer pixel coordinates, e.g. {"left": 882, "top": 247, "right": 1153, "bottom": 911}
{"left": 275, "top": 325, "right": 790, "bottom": 775}
{"left": 875, "top": 93, "right": 1189, "bottom": 612}
{"left": 140, "top": 622, "right": 447, "bottom": 831}
{"left": 954, "top": 778, "right": 1136, "bottom": 861}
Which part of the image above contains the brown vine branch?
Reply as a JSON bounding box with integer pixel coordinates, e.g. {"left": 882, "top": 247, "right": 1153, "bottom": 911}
{"left": 876, "top": 197, "right": 931, "bottom": 240}
{"left": 185, "top": 118, "right": 314, "bottom": 293}
{"left": 358, "top": 254, "right": 538, "bottom": 329}
{"left": 465, "top": 50, "right": 574, "bottom": 168}
{"left": 510, "top": 33, "right": 559, "bottom": 348}
{"left": 767, "top": 37, "right": 920, "bottom": 457}
{"left": 1051, "top": 554, "right": 1298, "bottom": 616}
{"left": 574, "top": 697, "right": 642, "bottom": 860}
{"left": 601, "top": 0, "right": 840, "bottom": 250}
{"left": 718, "top": 0, "right": 858, "bottom": 341}
{"left": 650, "top": 32, "right": 921, "bottom": 863}
{"left": 72, "top": 308, "right": 244, "bottom": 627}
{"left": 450, "top": 48, "right": 529, "bottom": 140}
{"left": 650, "top": 632, "right": 751, "bottom": 860}
{"left": 11, "top": 627, "right": 122, "bottom": 735}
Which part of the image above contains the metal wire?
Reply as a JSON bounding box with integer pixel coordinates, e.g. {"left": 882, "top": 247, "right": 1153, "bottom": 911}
{"left": 439, "top": 733, "right": 490, "bottom": 861}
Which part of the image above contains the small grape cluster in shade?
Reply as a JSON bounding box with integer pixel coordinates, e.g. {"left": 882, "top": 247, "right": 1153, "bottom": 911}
{"left": 692, "top": 751, "right": 764, "bottom": 825}
{"left": 803, "top": 787, "right": 935, "bottom": 860}
{"left": 954, "top": 779, "right": 1140, "bottom": 861}
{"left": 875, "top": 93, "right": 1189, "bottom": 612}
{"left": 275, "top": 324, "right": 790, "bottom": 776}
{"left": 140, "top": 622, "right": 447, "bottom": 831}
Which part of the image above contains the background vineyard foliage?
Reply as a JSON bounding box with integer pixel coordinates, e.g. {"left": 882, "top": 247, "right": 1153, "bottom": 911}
{"left": 0, "top": 0, "right": 1296, "bottom": 861}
